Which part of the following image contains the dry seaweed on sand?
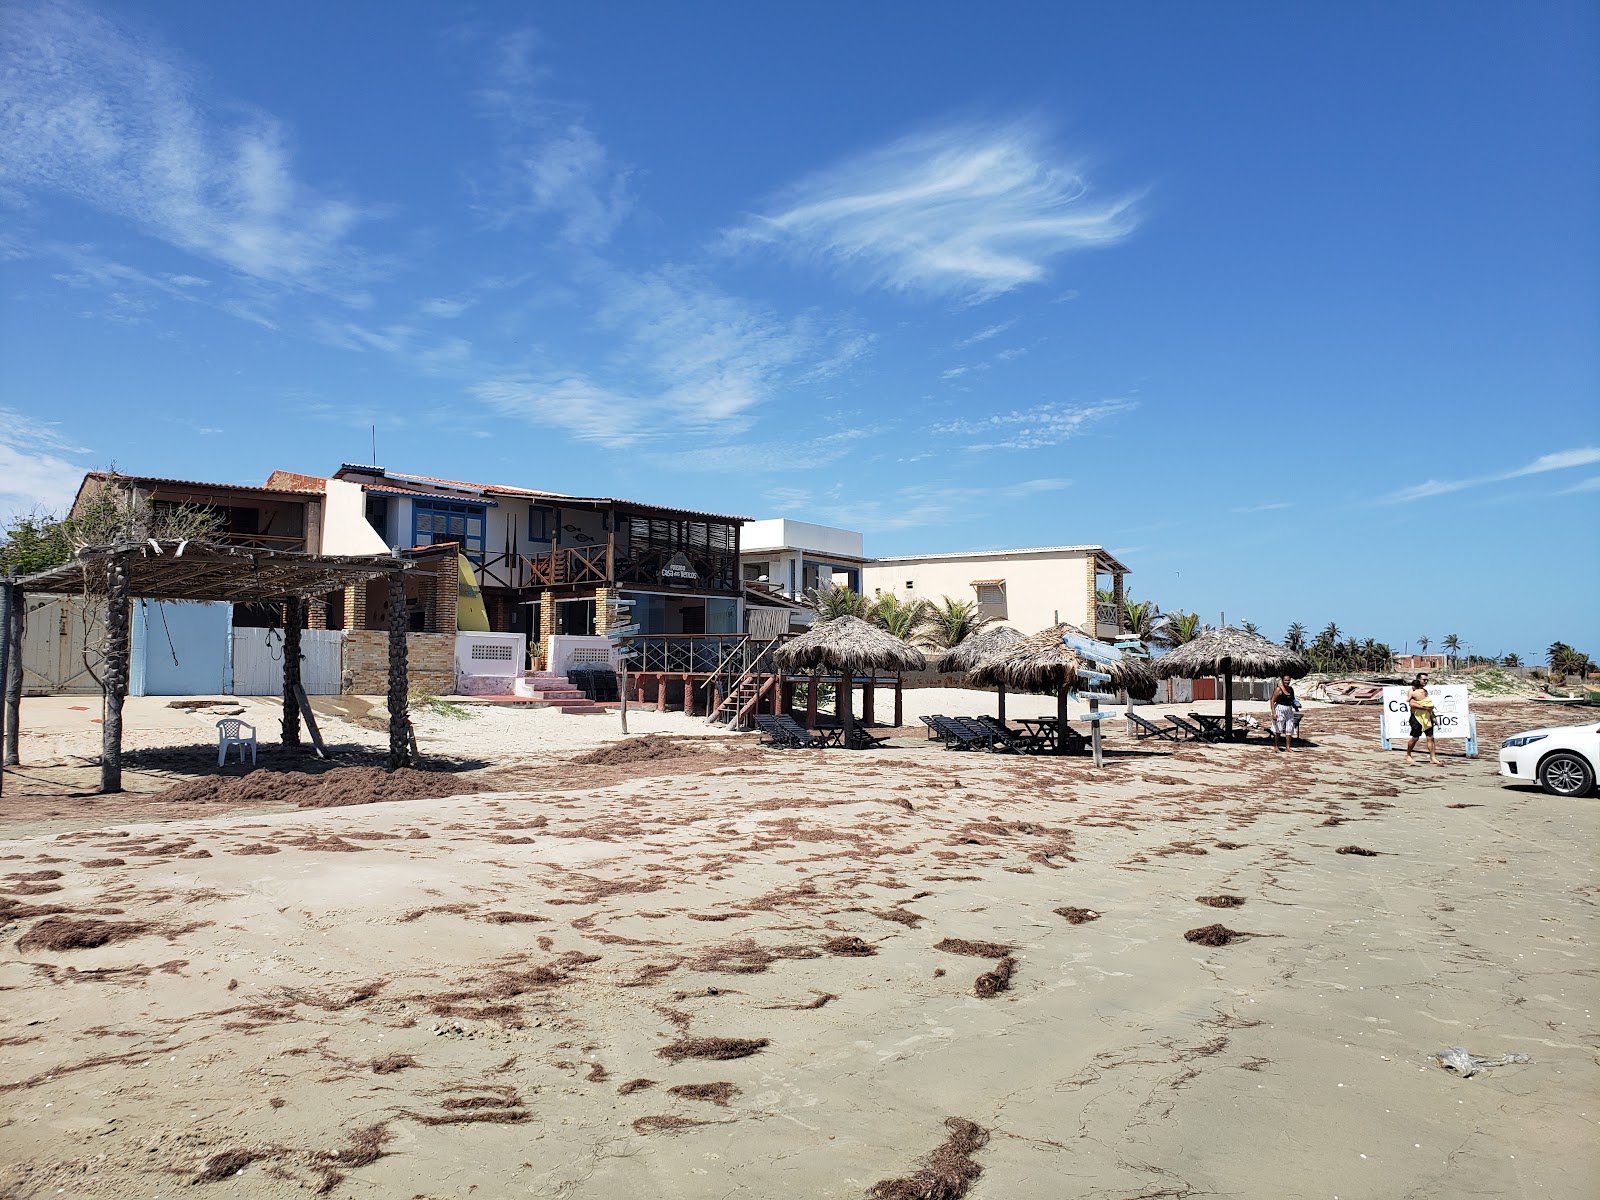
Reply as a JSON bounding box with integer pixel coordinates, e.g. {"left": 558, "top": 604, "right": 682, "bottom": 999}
{"left": 764, "top": 991, "right": 837, "bottom": 1011}
{"left": 370, "top": 1054, "right": 418, "bottom": 1074}
{"left": 194, "top": 1149, "right": 260, "bottom": 1183}
{"left": 1184, "top": 924, "right": 1255, "bottom": 946}
{"left": 572, "top": 736, "right": 707, "bottom": 766}
{"left": 657, "top": 1036, "right": 769, "bottom": 1061}
{"left": 973, "top": 957, "right": 1015, "bottom": 998}
{"left": 314, "top": 1124, "right": 390, "bottom": 1168}
{"left": 667, "top": 1081, "right": 738, "bottom": 1106}
{"left": 1336, "top": 845, "right": 1381, "bottom": 856}
{"left": 868, "top": 1116, "right": 989, "bottom": 1200}
{"left": 934, "top": 938, "right": 1013, "bottom": 958}
{"left": 821, "top": 935, "right": 877, "bottom": 957}
{"left": 617, "top": 1078, "right": 657, "bottom": 1095}
{"left": 632, "top": 1114, "right": 714, "bottom": 1133}
{"left": 1053, "top": 907, "right": 1101, "bottom": 924}
{"left": 1196, "top": 895, "right": 1246, "bottom": 908}
{"left": 17, "top": 917, "right": 155, "bottom": 952}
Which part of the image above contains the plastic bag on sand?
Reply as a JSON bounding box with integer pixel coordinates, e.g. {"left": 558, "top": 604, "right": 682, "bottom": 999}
{"left": 1432, "top": 1047, "right": 1530, "bottom": 1078}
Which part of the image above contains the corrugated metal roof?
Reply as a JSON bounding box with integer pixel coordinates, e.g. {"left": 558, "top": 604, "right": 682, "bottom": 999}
{"left": 371, "top": 472, "right": 749, "bottom": 522}
{"left": 970, "top": 578, "right": 1006, "bottom": 586}
{"left": 77, "top": 471, "right": 323, "bottom": 497}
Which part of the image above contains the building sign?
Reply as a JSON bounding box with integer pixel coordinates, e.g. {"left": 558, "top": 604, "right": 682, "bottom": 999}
{"left": 660, "top": 552, "right": 699, "bottom": 585}
{"left": 1381, "top": 685, "right": 1472, "bottom": 740}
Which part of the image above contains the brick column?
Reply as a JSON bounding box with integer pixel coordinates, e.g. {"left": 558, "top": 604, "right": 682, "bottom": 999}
{"left": 435, "top": 564, "right": 458, "bottom": 633}
{"left": 1084, "top": 556, "right": 1097, "bottom": 630}
{"left": 537, "top": 590, "right": 556, "bottom": 669}
{"left": 594, "top": 586, "right": 616, "bottom": 634}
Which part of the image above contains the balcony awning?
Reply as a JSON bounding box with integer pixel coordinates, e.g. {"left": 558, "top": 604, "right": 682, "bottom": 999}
{"left": 970, "top": 578, "right": 1006, "bottom": 587}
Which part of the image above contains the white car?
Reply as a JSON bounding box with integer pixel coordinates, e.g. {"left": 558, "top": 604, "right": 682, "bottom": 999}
{"left": 1498, "top": 721, "right": 1599, "bottom": 798}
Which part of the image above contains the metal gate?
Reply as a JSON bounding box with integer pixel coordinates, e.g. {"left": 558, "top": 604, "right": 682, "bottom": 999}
{"left": 19, "top": 596, "right": 104, "bottom": 695}
{"left": 231, "top": 629, "right": 343, "bottom": 695}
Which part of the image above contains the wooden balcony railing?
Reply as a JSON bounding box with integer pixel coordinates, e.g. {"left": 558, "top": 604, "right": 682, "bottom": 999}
{"left": 1095, "top": 600, "right": 1120, "bottom": 630}
{"left": 474, "top": 542, "right": 739, "bottom": 594}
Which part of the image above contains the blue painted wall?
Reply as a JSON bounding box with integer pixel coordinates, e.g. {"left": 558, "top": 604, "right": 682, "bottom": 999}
{"left": 130, "top": 600, "right": 234, "bottom": 696}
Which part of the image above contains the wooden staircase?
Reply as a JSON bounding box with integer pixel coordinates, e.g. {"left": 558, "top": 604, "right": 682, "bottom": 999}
{"left": 709, "top": 672, "right": 779, "bottom": 729}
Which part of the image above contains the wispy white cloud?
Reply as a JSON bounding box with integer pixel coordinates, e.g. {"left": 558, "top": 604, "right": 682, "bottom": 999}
{"left": 0, "top": 0, "right": 376, "bottom": 293}
{"left": 955, "top": 319, "right": 1017, "bottom": 349}
{"left": 0, "top": 408, "right": 91, "bottom": 515}
{"left": 420, "top": 297, "right": 471, "bottom": 318}
{"left": 1559, "top": 475, "right": 1600, "bottom": 495}
{"left": 474, "top": 269, "right": 864, "bottom": 448}
{"left": 1001, "top": 478, "right": 1071, "bottom": 498}
{"left": 1379, "top": 446, "right": 1600, "bottom": 504}
{"left": 651, "top": 428, "right": 875, "bottom": 475}
{"left": 761, "top": 481, "right": 987, "bottom": 533}
{"left": 468, "top": 29, "right": 633, "bottom": 244}
{"left": 725, "top": 121, "right": 1141, "bottom": 302}
{"left": 1231, "top": 500, "right": 1293, "bottom": 513}
{"left": 930, "top": 398, "right": 1135, "bottom": 451}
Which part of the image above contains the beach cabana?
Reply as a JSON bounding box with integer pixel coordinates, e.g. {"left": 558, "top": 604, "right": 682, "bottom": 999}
{"left": 937, "top": 625, "right": 1025, "bottom": 722}
{"left": 1154, "top": 626, "right": 1309, "bottom": 739}
{"left": 969, "top": 624, "right": 1157, "bottom": 757}
{"left": 773, "top": 616, "right": 925, "bottom": 749}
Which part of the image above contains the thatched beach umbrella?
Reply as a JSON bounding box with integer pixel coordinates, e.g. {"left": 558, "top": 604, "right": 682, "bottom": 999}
{"left": 937, "top": 625, "right": 1025, "bottom": 722}
{"left": 969, "top": 624, "right": 1156, "bottom": 756}
{"left": 773, "top": 615, "right": 926, "bottom": 748}
{"left": 1154, "top": 626, "right": 1309, "bottom": 738}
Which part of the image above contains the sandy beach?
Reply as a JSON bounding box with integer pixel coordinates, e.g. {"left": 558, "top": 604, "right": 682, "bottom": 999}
{"left": 1, "top": 695, "right": 1595, "bottom": 1199}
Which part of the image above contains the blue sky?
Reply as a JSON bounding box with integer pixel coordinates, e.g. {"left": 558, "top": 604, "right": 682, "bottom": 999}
{"left": 2, "top": 0, "right": 1596, "bottom": 660}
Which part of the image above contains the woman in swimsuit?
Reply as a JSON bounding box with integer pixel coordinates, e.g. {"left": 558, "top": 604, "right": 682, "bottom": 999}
{"left": 1405, "top": 674, "right": 1439, "bottom": 764}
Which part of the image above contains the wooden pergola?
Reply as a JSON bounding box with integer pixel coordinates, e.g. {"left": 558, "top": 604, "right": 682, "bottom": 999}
{"left": 0, "top": 541, "right": 413, "bottom": 793}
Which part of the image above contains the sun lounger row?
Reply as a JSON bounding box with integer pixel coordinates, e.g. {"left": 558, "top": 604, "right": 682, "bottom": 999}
{"left": 752, "top": 714, "right": 891, "bottom": 750}
{"left": 921, "top": 715, "right": 1088, "bottom": 755}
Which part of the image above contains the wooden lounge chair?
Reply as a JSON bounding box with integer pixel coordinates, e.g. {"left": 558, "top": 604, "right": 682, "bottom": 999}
{"left": 973, "top": 715, "right": 1040, "bottom": 754}
{"left": 751, "top": 714, "right": 791, "bottom": 748}
{"left": 1166, "top": 714, "right": 1217, "bottom": 743}
{"left": 920, "top": 715, "right": 954, "bottom": 742}
{"left": 776, "top": 714, "right": 837, "bottom": 748}
{"left": 1127, "top": 712, "right": 1179, "bottom": 741}
{"left": 841, "top": 725, "right": 891, "bottom": 750}
{"left": 930, "top": 716, "right": 994, "bottom": 751}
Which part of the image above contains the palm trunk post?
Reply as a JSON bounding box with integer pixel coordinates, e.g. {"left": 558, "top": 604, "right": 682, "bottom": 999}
{"left": 1222, "top": 655, "right": 1234, "bottom": 739}
{"left": 1055, "top": 688, "right": 1070, "bottom": 757}
{"left": 839, "top": 673, "right": 854, "bottom": 750}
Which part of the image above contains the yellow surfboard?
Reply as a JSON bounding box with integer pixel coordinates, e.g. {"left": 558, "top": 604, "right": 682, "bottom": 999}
{"left": 457, "top": 554, "right": 490, "bottom": 631}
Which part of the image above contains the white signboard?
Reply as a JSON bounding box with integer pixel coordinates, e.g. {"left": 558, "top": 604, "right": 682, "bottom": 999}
{"left": 1381, "top": 685, "right": 1471, "bottom": 740}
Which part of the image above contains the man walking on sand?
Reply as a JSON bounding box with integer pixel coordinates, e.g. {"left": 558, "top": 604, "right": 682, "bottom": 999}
{"left": 1405, "top": 674, "right": 1440, "bottom": 764}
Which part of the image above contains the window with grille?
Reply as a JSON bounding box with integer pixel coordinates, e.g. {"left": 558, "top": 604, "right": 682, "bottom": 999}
{"left": 411, "top": 499, "right": 485, "bottom": 562}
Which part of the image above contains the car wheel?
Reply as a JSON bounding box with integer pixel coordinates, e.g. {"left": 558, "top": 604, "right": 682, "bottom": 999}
{"left": 1537, "top": 751, "right": 1596, "bottom": 798}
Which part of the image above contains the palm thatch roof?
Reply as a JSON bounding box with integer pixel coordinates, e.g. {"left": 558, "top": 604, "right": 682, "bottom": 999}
{"left": 968, "top": 624, "right": 1158, "bottom": 700}
{"left": 1154, "top": 626, "right": 1309, "bottom": 680}
{"left": 935, "top": 624, "right": 1025, "bottom": 674}
{"left": 773, "top": 615, "right": 927, "bottom": 674}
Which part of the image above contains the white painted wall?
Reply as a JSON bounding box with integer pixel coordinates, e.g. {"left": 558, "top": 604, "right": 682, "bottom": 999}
{"left": 742, "top": 519, "right": 864, "bottom": 560}
{"left": 861, "top": 550, "right": 1096, "bottom": 636}
{"left": 321, "top": 479, "right": 391, "bottom": 554}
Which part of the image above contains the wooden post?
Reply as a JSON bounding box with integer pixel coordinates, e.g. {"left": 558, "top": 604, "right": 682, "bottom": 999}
{"left": 996, "top": 684, "right": 1006, "bottom": 726}
{"left": 2, "top": 570, "right": 20, "bottom": 768}
{"left": 1089, "top": 695, "right": 1104, "bottom": 769}
{"left": 387, "top": 568, "right": 409, "bottom": 770}
{"left": 1222, "top": 656, "right": 1234, "bottom": 740}
{"left": 862, "top": 674, "right": 875, "bottom": 726}
{"left": 656, "top": 674, "right": 666, "bottom": 712}
{"left": 281, "top": 596, "right": 303, "bottom": 747}
{"left": 806, "top": 672, "right": 818, "bottom": 728}
{"left": 1055, "top": 687, "right": 1070, "bottom": 757}
{"left": 0, "top": 571, "right": 12, "bottom": 795}
{"left": 840, "top": 673, "right": 854, "bottom": 750}
{"left": 894, "top": 674, "right": 903, "bottom": 728}
{"left": 102, "top": 553, "right": 131, "bottom": 793}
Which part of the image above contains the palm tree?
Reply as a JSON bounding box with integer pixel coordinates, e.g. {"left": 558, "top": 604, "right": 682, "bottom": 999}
{"left": 1157, "top": 610, "right": 1201, "bottom": 647}
{"left": 1417, "top": 635, "right": 1430, "bottom": 654}
{"left": 920, "top": 597, "right": 994, "bottom": 650}
{"left": 802, "top": 583, "right": 869, "bottom": 621}
{"left": 1122, "top": 599, "right": 1160, "bottom": 641}
{"left": 1285, "top": 623, "right": 1307, "bottom": 653}
{"left": 870, "top": 593, "right": 928, "bottom": 641}
{"left": 1502, "top": 652, "right": 1522, "bottom": 668}
{"left": 1240, "top": 620, "right": 1260, "bottom": 636}
{"left": 1320, "top": 621, "right": 1342, "bottom": 646}
{"left": 1442, "top": 633, "right": 1461, "bottom": 671}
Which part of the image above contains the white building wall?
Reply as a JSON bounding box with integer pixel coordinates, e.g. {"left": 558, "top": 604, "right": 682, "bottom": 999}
{"left": 742, "top": 519, "right": 864, "bottom": 561}
{"left": 861, "top": 551, "right": 1095, "bottom": 636}
{"left": 320, "top": 479, "right": 390, "bottom": 554}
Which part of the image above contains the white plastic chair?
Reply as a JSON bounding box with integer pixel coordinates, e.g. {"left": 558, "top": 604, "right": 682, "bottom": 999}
{"left": 217, "top": 718, "right": 257, "bottom": 766}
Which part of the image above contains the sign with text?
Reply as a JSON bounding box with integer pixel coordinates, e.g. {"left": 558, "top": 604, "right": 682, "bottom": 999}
{"left": 1060, "top": 629, "right": 1123, "bottom": 666}
{"left": 660, "top": 552, "right": 699, "bottom": 584}
{"left": 1381, "top": 685, "right": 1471, "bottom": 740}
